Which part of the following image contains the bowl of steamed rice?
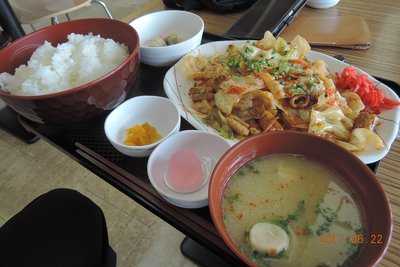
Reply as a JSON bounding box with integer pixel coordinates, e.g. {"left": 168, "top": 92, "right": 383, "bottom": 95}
{"left": 0, "top": 18, "right": 140, "bottom": 124}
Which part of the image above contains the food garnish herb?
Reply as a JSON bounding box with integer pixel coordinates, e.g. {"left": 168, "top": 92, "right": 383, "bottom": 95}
{"left": 249, "top": 247, "right": 286, "bottom": 267}
{"left": 226, "top": 193, "right": 240, "bottom": 204}
{"left": 304, "top": 224, "right": 314, "bottom": 235}
{"left": 276, "top": 250, "right": 286, "bottom": 258}
{"left": 345, "top": 239, "right": 359, "bottom": 256}
{"left": 278, "top": 61, "right": 290, "bottom": 74}
{"left": 243, "top": 163, "right": 260, "bottom": 174}
{"left": 272, "top": 200, "right": 306, "bottom": 232}
{"left": 243, "top": 46, "right": 255, "bottom": 56}
{"left": 249, "top": 251, "right": 274, "bottom": 267}
{"left": 289, "top": 200, "right": 305, "bottom": 221}
{"left": 226, "top": 45, "right": 272, "bottom": 72}
{"left": 227, "top": 56, "right": 241, "bottom": 69}
{"left": 273, "top": 218, "right": 290, "bottom": 233}
{"left": 247, "top": 58, "right": 271, "bottom": 72}
{"left": 315, "top": 201, "right": 338, "bottom": 235}
{"left": 289, "top": 84, "right": 306, "bottom": 96}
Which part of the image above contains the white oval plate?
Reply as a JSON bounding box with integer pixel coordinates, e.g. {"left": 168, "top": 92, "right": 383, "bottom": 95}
{"left": 164, "top": 40, "right": 400, "bottom": 164}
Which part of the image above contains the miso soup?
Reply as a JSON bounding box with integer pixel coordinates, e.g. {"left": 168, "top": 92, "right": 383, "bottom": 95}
{"left": 222, "top": 154, "right": 363, "bottom": 267}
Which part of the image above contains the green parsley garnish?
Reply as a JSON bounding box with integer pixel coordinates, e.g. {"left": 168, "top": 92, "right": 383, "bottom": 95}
{"left": 247, "top": 58, "right": 271, "bottom": 72}
{"left": 226, "top": 193, "right": 240, "bottom": 204}
{"left": 289, "top": 84, "right": 306, "bottom": 95}
{"left": 345, "top": 239, "right": 359, "bottom": 256}
{"left": 272, "top": 200, "right": 306, "bottom": 232}
{"left": 227, "top": 56, "right": 241, "bottom": 69}
{"left": 315, "top": 201, "right": 338, "bottom": 235}
{"left": 243, "top": 46, "right": 255, "bottom": 56}
{"left": 289, "top": 200, "right": 305, "bottom": 221}
{"left": 244, "top": 163, "right": 261, "bottom": 174}
{"left": 226, "top": 45, "right": 274, "bottom": 72}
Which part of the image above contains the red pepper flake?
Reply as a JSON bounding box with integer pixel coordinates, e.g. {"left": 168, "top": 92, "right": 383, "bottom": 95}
{"left": 227, "top": 86, "right": 245, "bottom": 94}
{"left": 268, "top": 249, "right": 278, "bottom": 257}
{"left": 335, "top": 66, "right": 400, "bottom": 113}
{"left": 237, "top": 213, "right": 243, "bottom": 220}
{"left": 294, "top": 226, "right": 310, "bottom": 236}
{"left": 279, "top": 183, "right": 289, "bottom": 189}
{"left": 249, "top": 202, "right": 257, "bottom": 208}
{"left": 326, "top": 87, "right": 335, "bottom": 97}
{"left": 289, "top": 59, "right": 309, "bottom": 68}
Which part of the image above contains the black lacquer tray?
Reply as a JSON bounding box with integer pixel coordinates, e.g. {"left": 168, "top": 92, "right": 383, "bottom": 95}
{"left": 16, "top": 33, "right": 400, "bottom": 267}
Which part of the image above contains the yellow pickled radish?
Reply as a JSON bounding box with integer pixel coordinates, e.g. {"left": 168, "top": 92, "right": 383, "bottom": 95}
{"left": 124, "top": 122, "right": 161, "bottom": 146}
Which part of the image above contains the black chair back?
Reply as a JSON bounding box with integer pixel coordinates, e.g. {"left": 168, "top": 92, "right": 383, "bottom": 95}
{"left": 0, "top": 0, "right": 25, "bottom": 40}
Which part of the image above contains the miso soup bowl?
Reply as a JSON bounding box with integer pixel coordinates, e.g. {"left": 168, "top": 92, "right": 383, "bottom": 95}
{"left": 209, "top": 131, "right": 392, "bottom": 267}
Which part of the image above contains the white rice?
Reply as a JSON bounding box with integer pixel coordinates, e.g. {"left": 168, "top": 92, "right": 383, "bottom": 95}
{"left": 0, "top": 33, "right": 129, "bottom": 96}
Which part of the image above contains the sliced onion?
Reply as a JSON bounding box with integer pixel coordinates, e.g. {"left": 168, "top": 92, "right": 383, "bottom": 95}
{"left": 289, "top": 95, "right": 310, "bottom": 109}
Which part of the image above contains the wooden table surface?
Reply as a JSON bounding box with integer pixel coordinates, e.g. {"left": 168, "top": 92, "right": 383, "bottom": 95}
{"left": 122, "top": 1, "right": 400, "bottom": 266}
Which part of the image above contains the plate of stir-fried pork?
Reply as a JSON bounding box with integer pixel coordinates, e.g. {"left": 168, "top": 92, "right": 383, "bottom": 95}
{"left": 164, "top": 32, "right": 400, "bottom": 164}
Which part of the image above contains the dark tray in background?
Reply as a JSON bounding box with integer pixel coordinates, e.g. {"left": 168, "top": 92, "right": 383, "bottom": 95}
{"left": 18, "top": 33, "right": 400, "bottom": 267}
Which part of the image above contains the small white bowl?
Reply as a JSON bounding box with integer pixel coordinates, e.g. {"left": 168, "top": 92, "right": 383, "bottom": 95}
{"left": 147, "top": 130, "right": 231, "bottom": 208}
{"left": 129, "top": 10, "right": 204, "bottom": 67}
{"left": 104, "top": 96, "right": 180, "bottom": 157}
{"left": 307, "top": 0, "right": 340, "bottom": 9}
